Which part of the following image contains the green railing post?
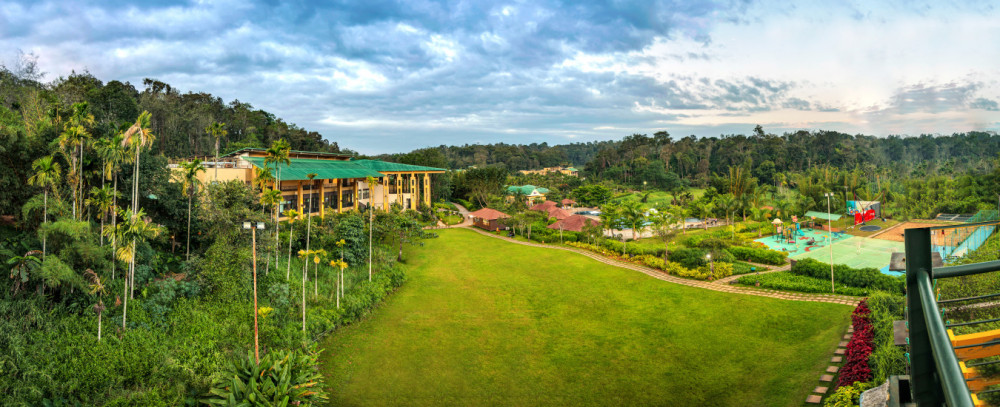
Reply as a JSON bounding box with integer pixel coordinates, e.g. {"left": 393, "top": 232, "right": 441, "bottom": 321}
{"left": 906, "top": 227, "right": 943, "bottom": 404}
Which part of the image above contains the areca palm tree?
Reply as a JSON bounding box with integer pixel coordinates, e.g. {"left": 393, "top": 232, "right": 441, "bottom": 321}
{"left": 99, "top": 132, "right": 131, "bottom": 281}
{"left": 84, "top": 269, "right": 106, "bottom": 341}
{"left": 260, "top": 190, "right": 281, "bottom": 275}
{"left": 265, "top": 140, "right": 291, "bottom": 274}
{"left": 58, "top": 124, "right": 89, "bottom": 219}
{"left": 301, "top": 173, "right": 318, "bottom": 290}
{"left": 205, "top": 121, "right": 228, "bottom": 182}
{"left": 620, "top": 200, "right": 646, "bottom": 241}
{"left": 284, "top": 209, "right": 300, "bottom": 280}
{"left": 650, "top": 204, "right": 679, "bottom": 264}
{"left": 103, "top": 207, "right": 161, "bottom": 328}
{"left": 179, "top": 160, "right": 206, "bottom": 261}
{"left": 120, "top": 111, "right": 155, "bottom": 295}
{"left": 27, "top": 156, "right": 61, "bottom": 258}
{"left": 86, "top": 186, "right": 115, "bottom": 246}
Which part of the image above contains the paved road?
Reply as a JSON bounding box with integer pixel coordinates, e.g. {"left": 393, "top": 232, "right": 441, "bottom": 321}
{"left": 449, "top": 202, "right": 474, "bottom": 227}
{"left": 463, "top": 226, "right": 858, "bottom": 306}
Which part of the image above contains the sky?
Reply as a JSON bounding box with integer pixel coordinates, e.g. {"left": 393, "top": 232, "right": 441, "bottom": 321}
{"left": 2, "top": 0, "right": 1000, "bottom": 154}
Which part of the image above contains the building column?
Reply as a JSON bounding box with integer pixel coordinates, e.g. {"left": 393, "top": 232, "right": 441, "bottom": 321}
{"left": 337, "top": 179, "right": 343, "bottom": 213}
{"left": 409, "top": 173, "right": 417, "bottom": 210}
{"left": 382, "top": 176, "right": 389, "bottom": 211}
{"left": 353, "top": 181, "right": 359, "bottom": 211}
{"left": 395, "top": 174, "right": 403, "bottom": 207}
{"left": 319, "top": 180, "right": 326, "bottom": 218}
{"left": 297, "top": 181, "right": 303, "bottom": 212}
{"left": 424, "top": 173, "right": 431, "bottom": 206}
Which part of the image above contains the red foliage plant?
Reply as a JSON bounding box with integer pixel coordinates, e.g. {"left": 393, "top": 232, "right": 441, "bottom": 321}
{"left": 839, "top": 299, "right": 874, "bottom": 387}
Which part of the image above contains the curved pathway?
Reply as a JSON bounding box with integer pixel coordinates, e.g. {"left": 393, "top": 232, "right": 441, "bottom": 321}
{"left": 714, "top": 261, "right": 791, "bottom": 284}
{"left": 463, "top": 226, "right": 859, "bottom": 306}
{"left": 449, "top": 202, "right": 474, "bottom": 227}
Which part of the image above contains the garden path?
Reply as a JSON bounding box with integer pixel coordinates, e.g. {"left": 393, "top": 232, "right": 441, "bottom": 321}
{"left": 714, "top": 261, "right": 791, "bottom": 284}
{"left": 464, "top": 227, "right": 859, "bottom": 306}
{"left": 450, "top": 202, "right": 474, "bottom": 227}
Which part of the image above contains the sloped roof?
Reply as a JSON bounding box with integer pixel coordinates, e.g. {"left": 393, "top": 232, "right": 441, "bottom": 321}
{"left": 506, "top": 185, "right": 550, "bottom": 195}
{"left": 530, "top": 201, "right": 558, "bottom": 211}
{"left": 561, "top": 198, "right": 576, "bottom": 205}
{"left": 350, "top": 159, "right": 445, "bottom": 173}
{"left": 470, "top": 208, "right": 510, "bottom": 220}
{"left": 547, "top": 207, "right": 572, "bottom": 220}
{"left": 564, "top": 167, "right": 578, "bottom": 172}
{"left": 547, "top": 215, "right": 600, "bottom": 232}
{"left": 245, "top": 157, "right": 384, "bottom": 181}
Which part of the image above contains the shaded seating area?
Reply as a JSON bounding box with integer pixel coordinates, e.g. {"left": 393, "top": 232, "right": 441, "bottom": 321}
{"left": 561, "top": 198, "right": 576, "bottom": 208}
{"left": 470, "top": 208, "right": 510, "bottom": 231}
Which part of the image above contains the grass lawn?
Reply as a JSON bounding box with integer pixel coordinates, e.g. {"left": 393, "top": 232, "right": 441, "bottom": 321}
{"left": 611, "top": 188, "right": 706, "bottom": 209}
{"left": 440, "top": 214, "right": 464, "bottom": 225}
{"left": 320, "top": 228, "right": 852, "bottom": 406}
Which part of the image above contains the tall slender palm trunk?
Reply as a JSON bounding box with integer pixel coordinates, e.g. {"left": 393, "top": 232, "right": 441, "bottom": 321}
{"left": 286, "top": 224, "right": 294, "bottom": 280}
{"left": 42, "top": 189, "right": 47, "bottom": 260}
{"left": 112, "top": 176, "right": 117, "bottom": 280}
{"left": 186, "top": 192, "right": 192, "bottom": 261}
{"left": 303, "top": 193, "right": 312, "bottom": 295}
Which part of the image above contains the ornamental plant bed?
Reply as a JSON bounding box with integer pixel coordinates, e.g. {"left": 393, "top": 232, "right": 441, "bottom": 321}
{"left": 838, "top": 299, "right": 874, "bottom": 387}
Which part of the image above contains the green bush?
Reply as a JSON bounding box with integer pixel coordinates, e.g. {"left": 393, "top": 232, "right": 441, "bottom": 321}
{"left": 868, "top": 292, "right": 906, "bottom": 383}
{"left": 729, "top": 246, "right": 787, "bottom": 265}
{"left": 823, "top": 381, "right": 877, "bottom": 407}
{"left": 668, "top": 247, "right": 707, "bottom": 269}
{"left": 729, "top": 261, "right": 767, "bottom": 275}
{"left": 600, "top": 239, "right": 665, "bottom": 257}
{"left": 204, "top": 346, "right": 327, "bottom": 406}
{"left": 791, "top": 258, "right": 904, "bottom": 294}
{"left": 735, "top": 272, "right": 872, "bottom": 296}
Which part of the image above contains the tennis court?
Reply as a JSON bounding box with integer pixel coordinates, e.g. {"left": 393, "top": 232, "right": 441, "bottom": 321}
{"left": 790, "top": 236, "right": 904, "bottom": 272}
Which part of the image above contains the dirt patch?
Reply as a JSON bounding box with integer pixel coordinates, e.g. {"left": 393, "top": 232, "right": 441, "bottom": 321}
{"left": 873, "top": 221, "right": 965, "bottom": 245}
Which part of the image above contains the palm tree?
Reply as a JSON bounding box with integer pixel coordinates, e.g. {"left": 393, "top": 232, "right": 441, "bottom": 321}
{"left": 57, "top": 123, "right": 89, "bottom": 219}
{"left": 301, "top": 173, "right": 318, "bottom": 290}
{"left": 620, "top": 200, "right": 646, "bottom": 241}
{"left": 101, "top": 132, "right": 131, "bottom": 281}
{"left": 103, "top": 207, "right": 161, "bottom": 328}
{"left": 121, "top": 112, "right": 155, "bottom": 298}
{"left": 265, "top": 140, "right": 291, "bottom": 274}
{"left": 205, "top": 121, "right": 228, "bottom": 182}
{"left": 179, "top": 160, "right": 206, "bottom": 261}
{"left": 7, "top": 250, "right": 42, "bottom": 294}
{"left": 284, "top": 209, "right": 299, "bottom": 280}
{"left": 27, "top": 156, "right": 61, "bottom": 259}
{"left": 86, "top": 186, "right": 115, "bottom": 246}
{"left": 84, "top": 269, "right": 106, "bottom": 341}
{"left": 260, "top": 190, "right": 281, "bottom": 275}
{"left": 649, "top": 204, "right": 679, "bottom": 264}
{"left": 697, "top": 202, "right": 715, "bottom": 230}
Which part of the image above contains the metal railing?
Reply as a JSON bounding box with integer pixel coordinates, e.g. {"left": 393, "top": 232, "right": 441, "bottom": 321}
{"left": 905, "top": 220, "right": 1000, "bottom": 406}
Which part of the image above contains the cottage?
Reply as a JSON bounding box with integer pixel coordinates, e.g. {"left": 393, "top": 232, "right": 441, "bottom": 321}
{"left": 469, "top": 208, "right": 510, "bottom": 231}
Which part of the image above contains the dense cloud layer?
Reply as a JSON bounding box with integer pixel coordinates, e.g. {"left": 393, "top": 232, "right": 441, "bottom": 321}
{"left": 2, "top": 0, "right": 999, "bottom": 153}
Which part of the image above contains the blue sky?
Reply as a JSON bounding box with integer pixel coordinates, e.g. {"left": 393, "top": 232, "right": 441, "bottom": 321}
{"left": 3, "top": 0, "right": 1000, "bottom": 154}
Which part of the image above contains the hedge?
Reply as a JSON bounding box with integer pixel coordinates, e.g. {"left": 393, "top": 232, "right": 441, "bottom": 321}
{"left": 790, "top": 258, "right": 904, "bottom": 294}
{"left": 735, "top": 272, "right": 871, "bottom": 296}
{"left": 729, "top": 246, "right": 788, "bottom": 265}
{"left": 867, "top": 292, "right": 907, "bottom": 383}
{"left": 565, "top": 242, "right": 732, "bottom": 281}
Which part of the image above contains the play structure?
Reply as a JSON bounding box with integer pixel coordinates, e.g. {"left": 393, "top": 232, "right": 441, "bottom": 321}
{"left": 847, "top": 200, "right": 881, "bottom": 225}
{"left": 758, "top": 224, "right": 847, "bottom": 254}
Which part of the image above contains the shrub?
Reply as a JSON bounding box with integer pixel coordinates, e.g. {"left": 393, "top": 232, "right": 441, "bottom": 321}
{"left": 823, "top": 380, "right": 877, "bottom": 407}
{"left": 735, "top": 272, "right": 871, "bottom": 296}
{"left": 730, "top": 261, "right": 768, "bottom": 275}
{"left": 729, "top": 246, "right": 787, "bottom": 265}
{"left": 600, "top": 239, "right": 665, "bottom": 257}
{"left": 204, "top": 346, "right": 327, "bottom": 406}
{"left": 867, "top": 292, "right": 906, "bottom": 383}
{"left": 790, "top": 258, "right": 904, "bottom": 294}
{"left": 668, "top": 247, "right": 707, "bottom": 269}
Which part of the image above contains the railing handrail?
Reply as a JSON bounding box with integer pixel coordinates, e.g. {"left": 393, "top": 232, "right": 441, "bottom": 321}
{"left": 935, "top": 259, "right": 1000, "bottom": 279}
{"left": 916, "top": 270, "right": 975, "bottom": 407}
{"left": 929, "top": 219, "right": 1000, "bottom": 230}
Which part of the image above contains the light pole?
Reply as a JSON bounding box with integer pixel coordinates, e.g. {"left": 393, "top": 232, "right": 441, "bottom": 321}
{"left": 706, "top": 253, "right": 714, "bottom": 278}
{"left": 824, "top": 192, "right": 835, "bottom": 293}
{"left": 243, "top": 221, "right": 265, "bottom": 363}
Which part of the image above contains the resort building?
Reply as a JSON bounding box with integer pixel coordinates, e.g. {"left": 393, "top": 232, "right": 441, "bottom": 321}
{"left": 505, "top": 185, "right": 550, "bottom": 204}
{"left": 469, "top": 208, "right": 510, "bottom": 231}
{"left": 547, "top": 214, "right": 600, "bottom": 232}
{"left": 170, "top": 148, "right": 445, "bottom": 217}
{"left": 518, "top": 166, "right": 579, "bottom": 176}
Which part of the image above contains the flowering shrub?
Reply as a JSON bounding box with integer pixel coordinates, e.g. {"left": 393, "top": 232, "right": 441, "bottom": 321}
{"left": 838, "top": 299, "right": 874, "bottom": 387}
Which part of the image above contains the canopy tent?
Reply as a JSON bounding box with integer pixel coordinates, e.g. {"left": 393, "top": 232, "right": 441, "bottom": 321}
{"left": 803, "top": 211, "right": 842, "bottom": 221}
{"left": 771, "top": 218, "right": 783, "bottom": 224}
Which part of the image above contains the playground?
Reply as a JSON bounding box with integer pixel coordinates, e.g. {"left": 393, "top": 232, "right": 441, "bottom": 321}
{"left": 754, "top": 227, "right": 851, "bottom": 254}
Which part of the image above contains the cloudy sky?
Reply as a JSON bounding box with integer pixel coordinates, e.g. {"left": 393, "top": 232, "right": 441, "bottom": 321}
{"left": 3, "top": 0, "right": 1000, "bottom": 154}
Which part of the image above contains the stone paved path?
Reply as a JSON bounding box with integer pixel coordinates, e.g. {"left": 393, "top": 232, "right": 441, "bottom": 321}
{"left": 464, "top": 227, "right": 860, "bottom": 306}
{"left": 714, "top": 260, "right": 791, "bottom": 284}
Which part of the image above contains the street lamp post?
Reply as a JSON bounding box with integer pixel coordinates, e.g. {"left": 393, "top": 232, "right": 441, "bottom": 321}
{"left": 706, "top": 253, "right": 714, "bottom": 279}
{"left": 824, "top": 192, "right": 835, "bottom": 293}
{"left": 243, "top": 221, "right": 265, "bottom": 363}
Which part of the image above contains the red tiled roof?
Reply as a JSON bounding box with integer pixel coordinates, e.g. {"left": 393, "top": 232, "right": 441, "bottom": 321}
{"left": 561, "top": 199, "right": 576, "bottom": 205}
{"left": 530, "top": 200, "right": 558, "bottom": 211}
{"left": 547, "top": 215, "right": 601, "bottom": 232}
{"left": 469, "top": 208, "right": 510, "bottom": 220}
{"left": 547, "top": 207, "right": 572, "bottom": 220}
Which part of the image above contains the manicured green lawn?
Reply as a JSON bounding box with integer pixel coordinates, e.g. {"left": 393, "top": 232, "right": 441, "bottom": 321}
{"left": 320, "top": 228, "right": 852, "bottom": 406}
{"left": 611, "top": 188, "right": 706, "bottom": 209}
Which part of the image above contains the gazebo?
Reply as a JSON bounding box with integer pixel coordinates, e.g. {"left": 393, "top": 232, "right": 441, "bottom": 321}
{"left": 561, "top": 198, "right": 577, "bottom": 208}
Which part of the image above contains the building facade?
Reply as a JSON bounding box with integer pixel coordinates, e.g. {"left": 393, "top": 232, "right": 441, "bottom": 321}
{"left": 170, "top": 148, "right": 445, "bottom": 217}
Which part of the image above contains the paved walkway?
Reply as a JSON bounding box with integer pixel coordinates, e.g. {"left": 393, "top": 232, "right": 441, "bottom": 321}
{"left": 464, "top": 227, "right": 860, "bottom": 306}
{"left": 714, "top": 260, "right": 791, "bottom": 284}
{"left": 450, "top": 202, "right": 474, "bottom": 227}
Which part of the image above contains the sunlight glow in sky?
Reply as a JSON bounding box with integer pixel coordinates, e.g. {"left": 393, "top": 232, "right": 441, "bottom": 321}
{"left": 2, "top": 0, "right": 999, "bottom": 153}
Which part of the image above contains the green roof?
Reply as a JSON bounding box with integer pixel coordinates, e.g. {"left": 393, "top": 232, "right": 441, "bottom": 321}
{"left": 506, "top": 185, "right": 550, "bottom": 195}
{"left": 244, "top": 157, "right": 384, "bottom": 181}
{"left": 803, "top": 210, "right": 842, "bottom": 221}
{"left": 564, "top": 167, "right": 577, "bottom": 171}
{"left": 350, "top": 159, "right": 445, "bottom": 173}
